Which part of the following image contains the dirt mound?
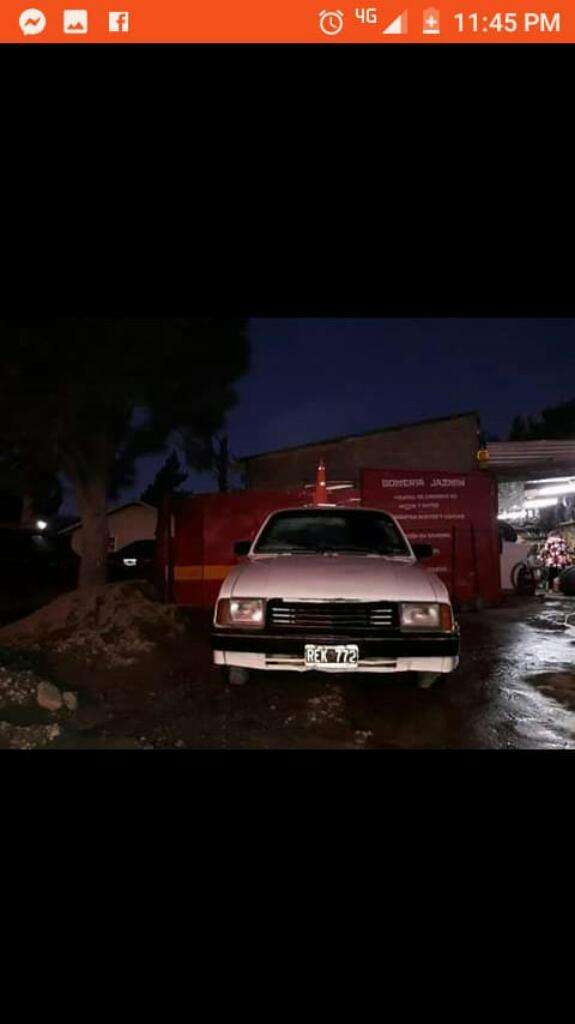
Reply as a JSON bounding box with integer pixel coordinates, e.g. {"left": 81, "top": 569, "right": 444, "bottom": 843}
{"left": 0, "top": 581, "right": 188, "bottom": 668}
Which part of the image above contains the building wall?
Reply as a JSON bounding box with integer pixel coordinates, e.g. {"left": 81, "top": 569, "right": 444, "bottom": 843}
{"left": 243, "top": 414, "right": 480, "bottom": 490}
{"left": 71, "top": 505, "right": 157, "bottom": 555}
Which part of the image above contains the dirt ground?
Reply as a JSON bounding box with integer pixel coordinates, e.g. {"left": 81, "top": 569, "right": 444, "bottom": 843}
{"left": 3, "top": 590, "right": 575, "bottom": 750}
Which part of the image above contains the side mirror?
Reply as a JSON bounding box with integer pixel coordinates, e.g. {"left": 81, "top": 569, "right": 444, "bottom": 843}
{"left": 412, "top": 543, "right": 434, "bottom": 560}
{"left": 234, "top": 540, "right": 251, "bottom": 557}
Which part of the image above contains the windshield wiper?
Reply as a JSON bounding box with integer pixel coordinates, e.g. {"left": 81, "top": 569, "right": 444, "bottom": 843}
{"left": 256, "top": 545, "right": 322, "bottom": 554}
{"left": 257, "top": 545, "right": 409, "bottom": 556}
{"left": 316, "top": 546, "right": 406, "bottom": 556}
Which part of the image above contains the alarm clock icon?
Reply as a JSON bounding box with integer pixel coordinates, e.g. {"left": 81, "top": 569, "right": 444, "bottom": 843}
{"left": 319, "top": 9, "right": 344, "bottom": 35}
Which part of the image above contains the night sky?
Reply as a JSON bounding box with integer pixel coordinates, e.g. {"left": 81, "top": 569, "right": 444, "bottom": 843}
{"left": 63, "top": 318, "right": 575, "bottom": 511}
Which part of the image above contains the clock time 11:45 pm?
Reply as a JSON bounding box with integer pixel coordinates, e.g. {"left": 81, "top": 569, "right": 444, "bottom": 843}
{"left": 454, "top": 12, "right": 561, "bottom": 33}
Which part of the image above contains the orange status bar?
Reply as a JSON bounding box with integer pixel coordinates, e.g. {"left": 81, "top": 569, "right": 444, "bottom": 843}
{"left": 2, "top": 1, "right": 574, "bottom": 43}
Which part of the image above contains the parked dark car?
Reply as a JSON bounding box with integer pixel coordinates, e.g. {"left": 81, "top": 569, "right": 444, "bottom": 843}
{"left": 108, "top": 539, "right": 156, "bottom": 581}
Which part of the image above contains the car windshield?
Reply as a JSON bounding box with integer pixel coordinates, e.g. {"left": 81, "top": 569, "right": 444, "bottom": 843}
{"left": 253, "top": 509, "right": 411, "bottom": 556}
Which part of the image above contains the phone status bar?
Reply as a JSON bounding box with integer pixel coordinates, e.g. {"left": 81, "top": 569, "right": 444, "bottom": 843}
{"left": 3, "top": 3, "right": 573, "bottom": 43}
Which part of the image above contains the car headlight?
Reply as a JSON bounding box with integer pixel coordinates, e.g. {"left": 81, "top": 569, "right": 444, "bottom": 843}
{"left": 400, "top": 603, "right": 453, "bottom": 631}
{"left": 215, "top": 598, "right": 266, "bottom": 629}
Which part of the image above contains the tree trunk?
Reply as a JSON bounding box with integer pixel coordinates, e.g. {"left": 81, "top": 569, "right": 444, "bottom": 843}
{"left": 74, "top": 474, "right": 110, "bottom": 589}
{"left": 217, "top": 435, "right": 229, "bottom": 493}
{"left": 20, "top": 492, "right": 35, "bottom": 526}
{"left": 217, "top": 464, "right": 228, "bottom": 493}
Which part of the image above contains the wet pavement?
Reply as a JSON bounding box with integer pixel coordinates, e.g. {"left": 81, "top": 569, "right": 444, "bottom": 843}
{"left": 186, "top": 594, "right": 575, "bottom": 750}
{"left": 331, "top": 595, "right": 575, "bottom": 749}
{"left": 13, "top": 593, "right": 575, "bottom": 750}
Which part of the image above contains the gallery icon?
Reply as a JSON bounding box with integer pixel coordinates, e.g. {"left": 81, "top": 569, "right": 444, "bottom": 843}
{"left": 422, "top": 8, "right": 441, "bottom": 34}
{"left": 318, "top": 10, "right": 344, "bottom": 36}
{"left": 63, "top": 9, "right": 88, "bottom": 33}
{"left": 108, "top": 11, "right": 130, "bottom": 33}
{"left": 19, "top": 8, "right": 47, "bottom": 35}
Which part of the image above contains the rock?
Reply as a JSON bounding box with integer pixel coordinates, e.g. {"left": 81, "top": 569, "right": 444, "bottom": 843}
{"left": 353, "top": 729, "right": 374, "bottom": 744}
{"left": 0, "top": 720, "right": 61, "bottom": 749}
{"left": 62, "top": 691, "right": 78, "bottom": 711}
{"left": 36, "top": 681, "right": 63, "bottom": 712}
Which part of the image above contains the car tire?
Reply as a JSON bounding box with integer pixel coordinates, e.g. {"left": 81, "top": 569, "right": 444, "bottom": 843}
{"left": 221, "top": 667, "right": 251, "bottom": 686}
{"left": 511, "top": 562, "right": 537, "bottom": 596}
{"left": 414, "top": 672, "right": 442, "bottom": 689}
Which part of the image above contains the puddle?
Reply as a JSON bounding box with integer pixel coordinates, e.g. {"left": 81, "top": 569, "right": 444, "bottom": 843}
{"left": 527, "top": 672, "right": 575, "bottom": 712}
{"left": 528, "top": 618, "right": 568, "bottom": 632}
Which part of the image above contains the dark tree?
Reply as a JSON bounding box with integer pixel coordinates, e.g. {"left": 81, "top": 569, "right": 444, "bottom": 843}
{"left": 509, "top": 400, "right": 575, "bottom": 441}
{"left": 536, "top": 398, "right": 575, "bottom": 438}
{"left": 141, "top": 450, "right": 188, "bottom": 507}
{"left": 0, "top": 319, "right": 249, "bottom": 587}
{"left": 509, "top": 415, "right": 529, "bottom": 441}
{"left": 182, "top": 431, "right": 234, "bottom": 492}
{"left": 0, "top": 448, "right": 63, "bottom": 524}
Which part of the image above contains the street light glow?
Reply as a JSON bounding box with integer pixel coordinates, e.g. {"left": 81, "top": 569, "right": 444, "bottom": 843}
{"left": 524, "top": 497, "right": 558, "bottom": 509}
{"left": 526, "top": 482, "right": 575, "bottom": 498}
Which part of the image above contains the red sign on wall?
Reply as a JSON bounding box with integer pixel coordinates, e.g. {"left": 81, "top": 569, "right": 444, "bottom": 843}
{"left": 361, "top": 469, "right": 501, "bottom": 606}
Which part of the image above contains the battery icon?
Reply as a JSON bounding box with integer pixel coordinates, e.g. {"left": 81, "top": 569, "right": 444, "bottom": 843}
{"left": 422, "top": 8, "right": 440, "bottom": 34}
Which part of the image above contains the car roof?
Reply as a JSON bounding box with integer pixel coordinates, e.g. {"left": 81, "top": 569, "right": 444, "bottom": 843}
{"left": 113, "top": 538, "right": 156, "bottom": 553}
{"left": 264, "top": 505, "right": 396, "bottom": 515}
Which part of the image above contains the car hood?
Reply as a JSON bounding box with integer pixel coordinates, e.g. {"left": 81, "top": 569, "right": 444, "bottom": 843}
{"left": 221, "top": 555, "right": 447, "bottom": 603}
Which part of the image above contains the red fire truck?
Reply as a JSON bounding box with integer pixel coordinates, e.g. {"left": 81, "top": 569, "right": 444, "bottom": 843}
{"left": 157, "top": 462, "right": 501, "bottom": 613}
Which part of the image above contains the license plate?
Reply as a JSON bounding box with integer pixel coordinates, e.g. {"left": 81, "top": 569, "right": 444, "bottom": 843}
{"left": 304, "top": 644, "right": 359, "bottom": 669}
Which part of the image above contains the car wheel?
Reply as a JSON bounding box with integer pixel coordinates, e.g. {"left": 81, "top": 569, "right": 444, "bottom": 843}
{"left": 221, "top": 667, "right": 251, "bottom": 686}
{"left": 415, "top": 672, "right": 442, "bottom": 689}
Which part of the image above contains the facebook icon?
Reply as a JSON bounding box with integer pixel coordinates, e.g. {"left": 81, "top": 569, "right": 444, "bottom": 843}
{"left": 108, "top": 11, "right": 130, "bottom": 32}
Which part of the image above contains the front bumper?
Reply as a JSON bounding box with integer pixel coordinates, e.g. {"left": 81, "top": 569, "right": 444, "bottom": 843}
{"left": 212, "top": 630, "right": 460, "bottom": 674}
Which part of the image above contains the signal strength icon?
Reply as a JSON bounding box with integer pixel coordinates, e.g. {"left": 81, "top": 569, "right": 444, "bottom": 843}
{"left": 382, "top": 10, "right": 408, "bottom": 34}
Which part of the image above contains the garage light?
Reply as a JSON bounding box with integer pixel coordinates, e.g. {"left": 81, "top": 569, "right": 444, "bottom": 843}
{"left": 525, "top": 476, "right": 574, "bottom": 485}
{"left": 526, "top": 482, "right": 575, "bottom": 498}
{"left": 36, "top": 519, "right": 48, "bottom": 530}
{"left": 524, "top": 497, "right": 558, "bottom": 509}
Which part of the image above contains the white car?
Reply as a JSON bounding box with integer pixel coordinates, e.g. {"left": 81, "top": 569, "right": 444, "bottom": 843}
{"left": 212, "top": 505, "right": 459, "bottom": 687}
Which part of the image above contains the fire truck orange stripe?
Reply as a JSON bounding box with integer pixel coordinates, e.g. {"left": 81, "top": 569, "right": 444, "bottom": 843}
{"left": 203, "top": 565, "right": 232, "bottom": 580}
{"left": 174, "top": 565, "right": 231, "bottom": 581}
{"left": 173, "top": 565, "right": 203, "bottom": 581}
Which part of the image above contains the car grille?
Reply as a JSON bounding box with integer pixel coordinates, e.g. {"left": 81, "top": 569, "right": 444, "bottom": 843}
{"left": 267, "top": 601, "right": 399, "bottom": 634}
